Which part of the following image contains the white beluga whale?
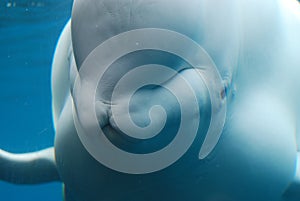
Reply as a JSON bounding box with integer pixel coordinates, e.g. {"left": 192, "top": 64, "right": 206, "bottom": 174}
{"left": 1, "top": 0, "right": 300, "bottom": 200}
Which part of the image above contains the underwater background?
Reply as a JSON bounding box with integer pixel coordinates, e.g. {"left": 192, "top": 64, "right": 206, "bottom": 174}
{"left": 0, "top": 0, "right": 73, "bottom": 200}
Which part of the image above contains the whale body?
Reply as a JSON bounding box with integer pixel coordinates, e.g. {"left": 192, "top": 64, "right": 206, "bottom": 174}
{"left": 1, "top": 0, "right": 300, "bottom": 201}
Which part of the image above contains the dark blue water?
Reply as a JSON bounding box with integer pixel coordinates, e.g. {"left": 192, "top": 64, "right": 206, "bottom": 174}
{"left": 0, "top": 1, "right": 73, "bottom": 200}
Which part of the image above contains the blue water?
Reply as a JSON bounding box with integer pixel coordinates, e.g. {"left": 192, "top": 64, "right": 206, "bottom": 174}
{"left": 0, "top": 1, "right": 73, "bottom": 200}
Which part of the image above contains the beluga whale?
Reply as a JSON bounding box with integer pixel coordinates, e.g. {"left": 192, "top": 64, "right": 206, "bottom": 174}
{"left": 1, "top": 0, "right": 300, "bottom": 200}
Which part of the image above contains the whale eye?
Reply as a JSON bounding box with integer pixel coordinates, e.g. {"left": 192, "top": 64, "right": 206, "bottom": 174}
{"left": 71, "top": 0, "right": 227, "bottom": 174}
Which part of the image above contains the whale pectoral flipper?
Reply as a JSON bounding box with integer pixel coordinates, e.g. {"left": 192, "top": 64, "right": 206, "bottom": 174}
{"left": 0, "top": 147, "right": 60, "bottom": 184}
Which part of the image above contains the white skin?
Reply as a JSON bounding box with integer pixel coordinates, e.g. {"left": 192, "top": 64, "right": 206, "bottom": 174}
{"left": 1, "top": 0, "right": 300, "bottom": 201}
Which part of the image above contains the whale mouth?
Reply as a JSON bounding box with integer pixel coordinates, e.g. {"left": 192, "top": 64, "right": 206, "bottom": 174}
{"left": 71, "top": 0, "right": 228, "bottom": 172}
{"left": 71, "top": 28, "right": 227, "bottom": 174}
{"left": 94, "top": 66, "right": 212, "bottom": 155}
